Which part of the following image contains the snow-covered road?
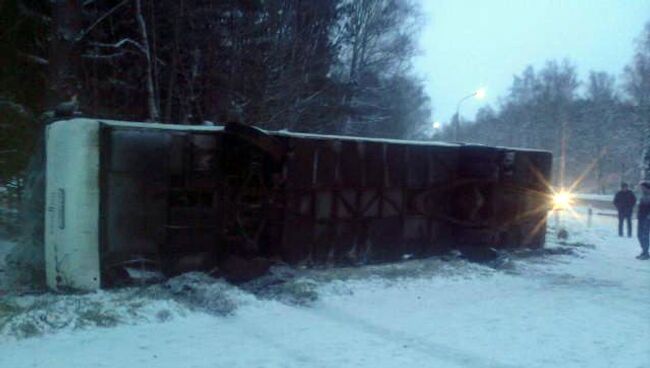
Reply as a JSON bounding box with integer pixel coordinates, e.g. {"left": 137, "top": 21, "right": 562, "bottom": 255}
{"left": 1, "top": 210, "right": 649, "bottom": 368}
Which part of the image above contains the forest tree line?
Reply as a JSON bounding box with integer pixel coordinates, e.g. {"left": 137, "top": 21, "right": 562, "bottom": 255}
{"left": 440, "top": 22, "right": 650, "bottom": 193}
{"left": 0, "top": 0, "right": 431, "bottom": 184}
{"left": 1, "top": 1, "right": 649, "bottom": 195}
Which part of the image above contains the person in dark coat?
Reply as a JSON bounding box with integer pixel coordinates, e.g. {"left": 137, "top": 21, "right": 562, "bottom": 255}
{"left": 636, "top": 181, "right": 650, "bottom": 260}
{"left": 613, "top": 182, "right": 636, "bottom": 237}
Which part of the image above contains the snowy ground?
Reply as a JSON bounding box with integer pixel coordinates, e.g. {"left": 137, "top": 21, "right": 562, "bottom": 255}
{"left": 574, "top": 193, "right": 614, "bottom": 202}
{"left": 0, "top": 208, "right": 649, "bottom": 368}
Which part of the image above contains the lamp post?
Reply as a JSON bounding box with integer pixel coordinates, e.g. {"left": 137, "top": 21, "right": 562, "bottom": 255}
{"left": 454, "top": 87, "right": 486, "bottom": 141}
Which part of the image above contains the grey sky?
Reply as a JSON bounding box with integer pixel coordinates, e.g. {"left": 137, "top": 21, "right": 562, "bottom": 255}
{"left": 414, "top": 0, "right": 650, "bottom": 126}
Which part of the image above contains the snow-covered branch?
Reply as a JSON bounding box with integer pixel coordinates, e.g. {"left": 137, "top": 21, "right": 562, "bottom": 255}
{"left": 76, "top": 0, "right": 129, "bottom": 42}
{"left": 17, "top": 51, "right": 49, "bottom": 66}
{"left": 17, "top": 1, "right": 51, "bottom": 24}
{"left": 90, "top": 38, "right": 147, "bottom": 54}
{"left": 0, "top": 99, "right": 31, "bottom": 117}
{"left": 87, "top": 39, "right": 165, "bottom": 65}
{"left": 82, "top": 51, "right": 129, "bottom": 60}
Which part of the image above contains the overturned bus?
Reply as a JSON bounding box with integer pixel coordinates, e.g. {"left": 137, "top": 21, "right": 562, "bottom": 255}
{"left": 45, "top": 118, "right": 552, "bottom": 290}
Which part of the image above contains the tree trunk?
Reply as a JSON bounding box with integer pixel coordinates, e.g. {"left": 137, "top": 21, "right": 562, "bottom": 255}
{"left": 135, "top": 0, "right": 160, "bottom": 122}
{"left": 642, "top": 119, "right": 650, "bottom": 181}
{"left": 48, "top": 0, "right": 83, "bottom": 106}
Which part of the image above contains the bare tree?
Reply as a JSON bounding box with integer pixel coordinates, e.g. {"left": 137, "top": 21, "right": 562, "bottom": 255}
{"left": 624, "top": 22, "right": 650, "bottom": 180}
{"left": 135, "top": 0, "right": 159, "bottom": 121}
{"left": 49, "top": 0, "right": 83, "bottom": 105}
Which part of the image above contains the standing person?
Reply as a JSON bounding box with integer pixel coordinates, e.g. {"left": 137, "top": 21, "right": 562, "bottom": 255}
{"left": 613, "top": 183, "right": 636, "bottom": 237}
{"left": 636, "top": 181, "right": 650, "bottom": 260}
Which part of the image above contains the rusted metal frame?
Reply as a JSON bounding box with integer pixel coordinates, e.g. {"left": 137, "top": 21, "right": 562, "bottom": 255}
{"left": 331, "top": 141, "right": 340, "bottom": 222}
{"left": 355, "top": 142, "right": 364, "bottom": 221}
{"left": 425, "top": 150, "right": 436, "bottom": 244}
{"left": 353, "top": 186, "right": 363, "bottom": 261}
{"left": 428, "top": 151, "right": 455, "bottom": 175}
{"left": 186, "top": 133, "right": 198, "bottom": 253}
{"left": 215, "top": 143, "right": 227, "bottom": 259}
{"left": 308, "top": 148, "right": 318, "bottom": 261}
{"left": 279, "top": 143, "right": 291, "bottom": 252}
{"left": 243, "top": 163, "right": 269, "bottom": 250}
{"left": 331, "top": 141, "right": 343, "bottom": 263}
{"left": 427, "top": 149, "right": 435, "bottom": 185}
{"left": 310, "top": 148, "right": 318, "bottom": 221}
{"left": 195, "top": 137, "right": 208, "bottom": 246}
{"left": 165, "top": 224, "right": 220, "bottom": 229}
{"left": 337, "top": 190, "right": 358, "bottom": 217}
{"left": 381, "top": 190, "right": 401, "bottom": 215}
{"left": 376, "top": 188, "right": 385, "bottom": 218}
{"left": 378, "top": 143, "right": 387, "bottom": 218}
{"left": 282, "top": 188, "right": 316, "bottom": 217}
{"left": 428, "top": 212, "right": 493, "bottom": 229}
{"left": 354, "top": 142, "right": 383, "bottom": 219}
{"left": 164, "top": 133, "right": 185, "bottom": 257}
{"left": 433, "top": 177, "right": 496, "bottom": 194}
{"left": 234, "top": 162, "right": 254, "bottom": 248}
{"left": 400, "top": 147, "right": 410, "bottom": 247}
{"left": 187, "top": 134, "right": 223, "bottom": 253}
{"left": 412, "top": 180, "right": 539, "bottom": 230}
{"left": 161, "top": 133, "right": 174, "bottom": 263}
{"left": 379, "top": 179, "right": 456, "bottom": 219}
{"left": 353, "top": 142, "right": 365, "bottom": 260}
{"left": 425, "top": 152, "right": 459, "bottom": 194}
{"left": 224, "top": 122, "right": 284, "bottom": 163}
{"left": 359, "top": 190, "right": 381, "bottom": 217}
{"left": 330, "top": 188, "right": 340, "bottom": 222}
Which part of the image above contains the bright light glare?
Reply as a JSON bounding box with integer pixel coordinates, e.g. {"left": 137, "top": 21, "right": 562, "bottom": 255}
{"left": 432, "top": 121, "right": 441, "bottom": 129}
{"left": 475, "top": 87, "right": 487, "bottom": 100}
{"left": 552, "top": 190, "right": 573, "bottom": 210}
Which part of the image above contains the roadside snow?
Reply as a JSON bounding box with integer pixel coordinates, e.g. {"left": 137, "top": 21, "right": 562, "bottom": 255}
{"left": 0, "top": 273, "right": 258, "bottom": 339}
{"left": 1, "top": 209, "right": 648, "bottom": 368}
{"left": 574, "top": 193, "right": 614, "bottom": 202}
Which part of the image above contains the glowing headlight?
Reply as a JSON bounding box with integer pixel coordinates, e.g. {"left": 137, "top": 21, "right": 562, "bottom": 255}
{"left": 552, "top": 191, "right": 573, "bottom": 210}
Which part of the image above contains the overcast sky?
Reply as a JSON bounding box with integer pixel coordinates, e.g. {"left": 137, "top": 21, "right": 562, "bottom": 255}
{"left": 414, "top": 0, "right": 650, "bottom": 125}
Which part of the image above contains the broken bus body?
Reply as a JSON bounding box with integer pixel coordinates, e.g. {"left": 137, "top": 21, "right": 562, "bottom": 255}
{"left": 45, "top": 118, "right": 552, "bottom": 290}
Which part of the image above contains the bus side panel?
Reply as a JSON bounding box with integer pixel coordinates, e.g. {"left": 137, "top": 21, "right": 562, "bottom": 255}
{"left": 45, "top": 120, "right": 101, "bottom": 291}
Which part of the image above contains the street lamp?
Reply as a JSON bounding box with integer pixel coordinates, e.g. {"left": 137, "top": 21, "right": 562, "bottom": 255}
{"left": 431, "top": 121, "right": 442, "bottom": 140}
{"left": 475, "top": 87, "right": 486, "bottom": 100}
{"left": 454, "top": 87, "right": 486, "bottom": 141}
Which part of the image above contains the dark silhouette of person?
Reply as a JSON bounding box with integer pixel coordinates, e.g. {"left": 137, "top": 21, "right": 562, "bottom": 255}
{"left": 613, "top": 182, "right": 636, "bottom": 237}
{"left": 636, "top": 181, "right": 650, "bottom": 260}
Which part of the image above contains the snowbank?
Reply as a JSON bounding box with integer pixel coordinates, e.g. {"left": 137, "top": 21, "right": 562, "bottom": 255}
{"left": 0, "top": 273, "right": 260, "bottom": 340}
{"left": 0, "top": 236, "right": 597, "bottom": 342}
{"left": 574, "top": 193, "right": 614, "bottom": 202}
{"left": 1, "top": 209, "right": 649, "bottom": 367}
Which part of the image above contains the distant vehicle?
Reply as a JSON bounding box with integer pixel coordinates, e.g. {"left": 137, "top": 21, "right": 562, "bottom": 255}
{"left": 45, "top": 118, "right": 552, "bottom": 290}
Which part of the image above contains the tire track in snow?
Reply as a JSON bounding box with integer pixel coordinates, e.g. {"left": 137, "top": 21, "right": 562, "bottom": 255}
{"left": 309, "top": 304, "right": 522, "bottom": 368}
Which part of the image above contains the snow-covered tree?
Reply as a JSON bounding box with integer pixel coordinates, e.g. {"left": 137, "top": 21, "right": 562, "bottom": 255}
{"left": 624, "top": 22, "right": 650, "bottom": 181}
